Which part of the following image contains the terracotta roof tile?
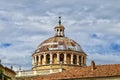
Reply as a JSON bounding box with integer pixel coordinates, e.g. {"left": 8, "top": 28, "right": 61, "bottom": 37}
{"left": 34, "top": 64, "right": 120, "bottom": 80}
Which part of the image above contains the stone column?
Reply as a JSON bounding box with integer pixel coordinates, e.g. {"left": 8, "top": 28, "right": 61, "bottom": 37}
{"left": 77, "top": 55, "right": 79, "bottom": 65}
{"left": 71, "top": 54, "right": 73, "bottom": 64}
{"left": 64, "top": 54, "right": 67, "bottom": 64}
{"left": 57, "top": 53, "right": 60, "bottom": 64}
{"left": 81, "top": 56, "right": 83, "bottom": 66}
{"left": 43, "top": 54, "right": 46, "bottom": 65}
{"left": 38, "top": 55, "right": 41, "bottom": 65}
{"left": 32, "top": 57, "right": 34, "bottom": 66}
{"left": 50, "top": 53, "right": 53, "bottom": 64}
{"left": 84, "top": 56, "right": 86, "bottom": 66}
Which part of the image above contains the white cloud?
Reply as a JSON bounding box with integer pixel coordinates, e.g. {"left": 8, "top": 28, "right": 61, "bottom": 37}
{"left": 0, "top": 25, "right": 4, "bottom": 31}
{"left": 0, "top": 0, "right": 120, "bottom": 70}
{"left": 87, "top": 53, "right": 120, "bottom": 66}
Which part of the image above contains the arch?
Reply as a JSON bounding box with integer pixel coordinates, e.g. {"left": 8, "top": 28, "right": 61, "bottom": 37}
{"left": 53, "top": 54, "right": 57, "bottom": 64}
{"left": 67, "top": 54, "right": 71, "bottom": 64}
{"left": 36, "top": 56, "right": 39, "bottom": 65}
{"left": 57, "top": 29, "right": 59, "bottom": 32}
{"left": 46, "top": 54, "right": 50, "bottom": 64}
{"left": 41, "top": 55, "right": 44, "bottom": 65}
{"left": 60, "top": 53, "right": 64, "bottom": 63}
{"left": 79, "top": 56, "right": 81, "bottom": 65}
{"left": 73, "top": 55, "right": 77, "bottom": 64}
{"left": 60, "top": 29, "right": 62, "bottom": 32}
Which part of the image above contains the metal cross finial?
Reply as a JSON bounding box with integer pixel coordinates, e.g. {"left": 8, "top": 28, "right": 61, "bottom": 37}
{"left": 59, "top": 16, "right": 61, "bottom": 25}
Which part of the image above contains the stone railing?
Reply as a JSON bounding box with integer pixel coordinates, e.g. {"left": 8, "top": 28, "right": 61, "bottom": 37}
{"left": 16, "top": 68, "right": 62, "bottom": 77}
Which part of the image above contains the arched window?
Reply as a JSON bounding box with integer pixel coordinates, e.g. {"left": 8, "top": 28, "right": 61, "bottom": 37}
{"left": 41, "top": 55, "right": 44, "bottom": 65}
{"left": 79, "top": 56, "right": 81, "bottom": 65}
{"left": 53, "top": 54, "right": 57, "bottom": 64}
{"left": 60, "top": 29, "right": 62, "bottom": 32}
{"left": 57, "top": 29, "right": 59, "bottom": 32}
{"left": 60, "top": 53, "right": 64, "bottom": 63}
{"left": 73, "top": 55, "right": 77, "bottom": 64}
{"left": 36, "top": 56, "right": 39, "bottom": 65}
{"left": 67, "top": 54, "right": 71, "bottom": 64}
{"left": 46, "top": 54, "right": 50, "bottom": 64}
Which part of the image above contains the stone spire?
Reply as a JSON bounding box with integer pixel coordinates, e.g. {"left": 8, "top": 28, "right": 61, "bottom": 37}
{"left": 54, "top": 16, "right": 65, "bottom": 37}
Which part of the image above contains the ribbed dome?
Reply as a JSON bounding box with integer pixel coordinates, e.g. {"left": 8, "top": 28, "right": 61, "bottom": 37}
{"left": 35, "top": 37, "right": 84, "bottom": 52}
{"left": 32, "top": 17, "right": 87, "bottom": 71}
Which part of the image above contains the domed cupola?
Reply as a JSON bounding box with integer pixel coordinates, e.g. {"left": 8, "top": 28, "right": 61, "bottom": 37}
{"left": 32, "top": 17, "right": 87, "bottom": 72}
{"left": 54, "top": 16, "right": 65, "bottom": 37}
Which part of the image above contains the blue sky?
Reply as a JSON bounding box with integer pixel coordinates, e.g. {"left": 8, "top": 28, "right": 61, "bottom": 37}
{"left": 0, "top": 0, "right": 120, "bottom": 70}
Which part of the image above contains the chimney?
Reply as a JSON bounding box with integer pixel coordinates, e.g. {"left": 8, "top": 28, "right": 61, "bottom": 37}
{"left": 91, "top": 60, "right": 96, "bottom": 70}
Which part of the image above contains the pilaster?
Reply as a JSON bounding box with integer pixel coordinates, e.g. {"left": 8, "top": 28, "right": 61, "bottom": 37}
{"left": 71, "top": 54, "right": 73, "bottom": 64}
{"left": 77, "top": 55, "right": 79, "bottom": 65}
{"left": 50, "top": 53, "right": 53, "bottom": 64}
{"left": 38, "top": 55, "right": 41, "bottom": 65}
{"left": 43, "top": 54, "right": 46, "bottom": 65}
{"left": 57, "top": 53, "right": 60, "bottom": 64}
{"left": 64, "top": 53, "right": 67, "bottom": 64}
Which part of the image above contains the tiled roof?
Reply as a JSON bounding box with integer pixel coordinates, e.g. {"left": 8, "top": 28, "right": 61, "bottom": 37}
{"left": 0, "top": 64, "right": 4, "bottom": 68}
{"left": 4, "top": 67, "right": 16, "bottom": 75}
{"left": 35, "top": 37, "right": 84, "bottom": 52}
{"left": 0, "top": 64, "right": 16, "bottom": 75}
{"left": 34, "top": 64, "right": 120, "bottom": 80}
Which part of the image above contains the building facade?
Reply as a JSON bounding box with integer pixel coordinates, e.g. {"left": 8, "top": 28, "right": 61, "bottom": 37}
{"left": 0, "top": 63, "right": 16, "bottom": 80}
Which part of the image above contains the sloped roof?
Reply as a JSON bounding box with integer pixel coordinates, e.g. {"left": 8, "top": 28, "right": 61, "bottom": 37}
{"left": 0, "top": 64, "right": 4, "bottom": 68}
{"left": 0, "top": 64, "right": 16, "bottom": 75}
{"left": 35, "top": 64, "right": 120, "bottom": 80}
{"left": 4, "top": 67, "right": 16, "bottom": 75}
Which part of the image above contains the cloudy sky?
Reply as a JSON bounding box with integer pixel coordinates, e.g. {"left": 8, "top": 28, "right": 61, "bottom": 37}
{"left": 0, "top": 0, "right": 120, "bottom": 70}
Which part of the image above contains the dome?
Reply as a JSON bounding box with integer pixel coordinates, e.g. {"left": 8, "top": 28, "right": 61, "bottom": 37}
{"left": 35, "top": 37, "right": 84, "bottom": 52}
{"left": 32, "top": 17, "right": 87, "bottom": 71}
{"left": 35, "top": 16, "right": 84, "bottom": 53}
